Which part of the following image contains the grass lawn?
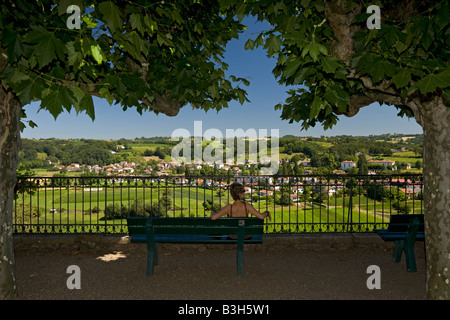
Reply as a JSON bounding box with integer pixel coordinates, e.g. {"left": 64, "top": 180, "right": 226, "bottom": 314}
{"left": 13, "top": 184, "right": 422, "bottom": 234}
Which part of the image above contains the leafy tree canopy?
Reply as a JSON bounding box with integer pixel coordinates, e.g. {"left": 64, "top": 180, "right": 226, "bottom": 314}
{"left": 244, "top": 0, "right": 449, "bottom": 129}
{"left": 0, "top": 0, "right": 250, "bottom": 127}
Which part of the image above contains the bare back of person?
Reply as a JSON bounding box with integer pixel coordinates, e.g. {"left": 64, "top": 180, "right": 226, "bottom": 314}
{"left": 229, "top": 200, "right": 249, "bottom": 218}
{"left": 227, "top": 200, "right": 250, "bottom": 240}
{"left": 210, "top": 182, "right": 271, "bottom": 222}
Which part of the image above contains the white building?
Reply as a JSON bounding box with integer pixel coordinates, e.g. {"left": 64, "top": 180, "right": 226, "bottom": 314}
{"left": 368, "top": 160, "right": 396, "bottom": 168}
{"left": 341, "top": 161, "right": 356, "bottom": 170}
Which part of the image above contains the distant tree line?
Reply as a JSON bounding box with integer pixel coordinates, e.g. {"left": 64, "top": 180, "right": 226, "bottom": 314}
{"left": 20, "top": 138, "right": 121, "bottom": 168}
{"left": 19, "top": 135, "right": 423, "bottom": 174}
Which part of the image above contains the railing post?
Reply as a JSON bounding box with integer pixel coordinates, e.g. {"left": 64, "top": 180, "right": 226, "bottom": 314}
{"left": 237, "top": 219, "right": 245, "bottom": 275}
{"left": 346, "top": 179, "right": 353, "bottom": 233}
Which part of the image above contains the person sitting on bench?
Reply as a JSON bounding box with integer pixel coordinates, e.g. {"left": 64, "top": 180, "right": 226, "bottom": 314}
{"left": 211, "top": 182, "right": 271, "bottom": 221}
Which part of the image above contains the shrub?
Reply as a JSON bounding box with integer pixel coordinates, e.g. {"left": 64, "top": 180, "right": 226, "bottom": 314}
{"left": 202, "top": 199, "right": 222, "bottom": 212}
{"left": 104, "top": 204, "right": 127, "bottom": 220}
{"left": 392, "top": 202, "right": 412, "bottom": 214}
{"left": 366, "top": 182, "right": 386, "bottom": 201}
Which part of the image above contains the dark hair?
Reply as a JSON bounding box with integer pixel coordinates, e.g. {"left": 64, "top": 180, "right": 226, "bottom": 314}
{"left": 229, "top": 182, "right": 245, "bottom": 200}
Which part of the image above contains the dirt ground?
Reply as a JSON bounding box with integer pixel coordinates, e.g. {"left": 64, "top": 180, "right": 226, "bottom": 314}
{"left": 12, "top": 234, "right": 426, "bottom": 301}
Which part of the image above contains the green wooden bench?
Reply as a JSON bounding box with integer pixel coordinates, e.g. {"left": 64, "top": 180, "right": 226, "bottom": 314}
{"left": 127, "top": 217, "right": 264, "bottom": 276}
{"left": 376, "top": 214, "right": 425, "bottom": 272}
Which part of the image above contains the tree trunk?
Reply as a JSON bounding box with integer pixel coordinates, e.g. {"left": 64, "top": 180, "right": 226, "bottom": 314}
{"left": 0, "top": 85, "right": 21, "bottom": 299}
{"left": 421, "top": 98, "right": 450, "bottom": 299}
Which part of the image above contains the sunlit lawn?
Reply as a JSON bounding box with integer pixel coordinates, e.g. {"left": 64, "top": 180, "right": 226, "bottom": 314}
{"left": 13, "top": 185, "right": 422, "bottom": 234}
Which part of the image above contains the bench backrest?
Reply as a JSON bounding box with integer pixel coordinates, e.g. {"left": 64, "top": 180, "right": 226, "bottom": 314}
{"left": 387, "top": 214, "right": 424, "bottom": 233}
{"left": 127, "top": 217, "right": 264, "bottom": 237}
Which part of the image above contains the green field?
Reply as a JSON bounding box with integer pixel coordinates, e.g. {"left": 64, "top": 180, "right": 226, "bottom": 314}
{"left": 13, "top": 183, "right": 423, "bottom": 234}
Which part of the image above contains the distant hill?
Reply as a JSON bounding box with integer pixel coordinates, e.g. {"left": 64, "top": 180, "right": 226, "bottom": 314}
{"left": 19, "top": 134, "right": 423, "bottom": 174}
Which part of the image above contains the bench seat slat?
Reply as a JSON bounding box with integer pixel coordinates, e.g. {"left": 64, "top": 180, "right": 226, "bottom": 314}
{"left": 129, "top": 226, "right": 262, "bottom": 235}
{"left": 130, "top": 234, "right": 263, "bottom": 243}
{"left": 379, "top": 231, "right": 425, "bottom": 241}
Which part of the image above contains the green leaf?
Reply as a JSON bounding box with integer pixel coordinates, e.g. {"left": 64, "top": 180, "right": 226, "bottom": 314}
{"left": 156, "top": 33, "right": 174, "bottom": 47}
{"left": 29, "top": 78, "right": 46, "bottom": 101}
{"left": 237, "top": 89, "right": 247, "bottom": 104}
{"left": 209, "top": 83, "right": 219, "bottom": 99}
{"left": 283, "top": 59, "right": 302, "bottom": 77}
{"left": 266, "top": 34, "right": 282, "bottom": 56}
{"left": 317, "top": 43, "right": 328, "bottom": 55}
{"left": 236, "top": 3, "right": 246, "bottom": 22}
{"left": 380, "top": 25, "right": 399, "bottom": 48}
{"left": 23, "top": 25, "right": 51, "bottom": 43}
{"left": 310, "top": 95, "right": 324, "bottom": 120}
{"left": 17, "top": 77, "right": 46, "bottom": 104}
{"left": 321, "top": 56, "right": 340, "bottom": 74}
{"left": 171, "top": 9, "right": 183, "bottom": 24}
{"left": 323, "top": 85, "right": 349, "bottom": 113}
{"left": 80, "top": 94, "right": 95, "bottom": 120}
{"left": 90, "top": 44, "right": 103, "bottom": 64}
{"left": 65, "top": 86, "right": 85, "bottom": 113}
{"left": 121, "top": 31, "right": 143, "bottom": 60}
{"left": 255, "top": 34, "right": 264, "bottom": 47}
{"left": 99, "top": 87, "right": 114, "bottom": 105}
{"left": 7, "top": 69, "right": 29, "bottom": 86}
{"left": 394, "top": 40, "right": 408, "bottom": 54}
{"left": 39, "top": 35, "right": 66, "bottom": 66}
{"left": 41, "top": 90, "right": 64, "bottom": 119}
{"left": 2, "top": 28, "right": 24, "bottom": 63}
{"left": 143, "top": 15, "right": 157, "bottom": 34}
{"left": 66, "top": 41, "right": 82, "bottom": 67}
{"left": 365, "top": 59, "right": 394, "bottom": 84}
{"left": 58, "top": 86, "right": 76, "bottom": 112}
{"left": 292, "top": 67, "right": 313, "bottom": 85}
{"left": 25, "top": 26, "right": 67, "bottom": 69}
{"left": 129, "top": 13, "right": 144, "bottom": 34}
{"left": 244, "top": 39, "right": 255, "bottom": 50}
{"left": 16, "top": 80, "right": 33, "bottom": 105}
{"left": 303, "top": 42, "right": 327, "bottom": 62}
{"left": 27, "top": 120, "right": 38, "bottom": 128}
{"left": 308, "top": 43, "right": 319, "bottom": 62}
{"left": 391, "top": 69, "right": 411, "bottom": 89}
{"left": 412, "top": 69, "right": 450, "bottom": 94}
{"left": 98, "top": 1, "right": 123, "bottom": 33}
{"left": 421, "top": 20, "right": 434, "bottom": 51}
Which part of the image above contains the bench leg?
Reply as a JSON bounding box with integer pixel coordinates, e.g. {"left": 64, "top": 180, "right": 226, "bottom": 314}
{"left": 404, "top": 242, "right": 417, "bottom": 273}
{"left": 393, "top": 240, "right": 417, "bottom": 272}
{"left": 393, "top": 240, "right": 403, "bottom": 263}
{"left": 237, "top": 246, "right": 243, "bottom": 276}
{"left": 147, "top": 240, "right": 157, "bottom": 276}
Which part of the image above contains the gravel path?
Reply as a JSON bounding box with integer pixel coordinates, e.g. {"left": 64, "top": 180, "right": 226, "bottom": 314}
{"left": 12, "top": 234, "right": 426, "bottom": 301}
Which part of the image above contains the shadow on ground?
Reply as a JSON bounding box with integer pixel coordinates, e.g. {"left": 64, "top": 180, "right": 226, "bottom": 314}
{"left": 13, "top": 234, "right": 426, "bottom": 300}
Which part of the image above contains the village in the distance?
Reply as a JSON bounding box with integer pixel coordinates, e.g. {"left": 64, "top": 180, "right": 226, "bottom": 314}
{"left": 19, "top": 133, "right": 423, "bottom": 178}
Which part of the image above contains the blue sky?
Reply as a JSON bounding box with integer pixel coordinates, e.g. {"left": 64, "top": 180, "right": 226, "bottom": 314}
{"left": 21, "top": 17, "right": 423, "bottom": 140}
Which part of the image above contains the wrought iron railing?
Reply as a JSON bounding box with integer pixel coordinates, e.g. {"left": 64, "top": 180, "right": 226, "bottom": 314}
{"left": 13, "top": 174, "right": 424, "bottom": 234}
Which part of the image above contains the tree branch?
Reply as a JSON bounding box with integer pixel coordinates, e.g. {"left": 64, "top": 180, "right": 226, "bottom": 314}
{"left": 324, "top": 0, "right": 362, "bottom": 62}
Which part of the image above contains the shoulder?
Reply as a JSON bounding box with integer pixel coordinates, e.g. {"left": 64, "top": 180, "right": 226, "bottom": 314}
{"left": 244, "top": 202, "right": 258, "bottom": 212}
{"left": 244, "top": 202, "right": 254, "bottom": 210}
